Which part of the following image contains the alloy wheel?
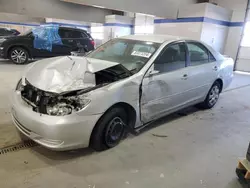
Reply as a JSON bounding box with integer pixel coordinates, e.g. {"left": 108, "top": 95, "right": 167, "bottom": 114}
{"left": 208, "top": 85, "right": 220, "bottom": 106}
{"left": 11, "top": 49, "right": 27, "bottom": 64}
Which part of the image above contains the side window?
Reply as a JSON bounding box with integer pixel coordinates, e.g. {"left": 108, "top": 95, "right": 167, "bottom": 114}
{"left": 154, "top": 43, "right": 186, "bottom": 73}
{"left": 208, "top": 51, "right": 216, "bottom": 62}
{"left": 187, "top": 42, "right": 209, "bottom": 66}
{"left": 72, "top": 30, "right": 84, "bottom": 38}
{"left": 58, "top": 29, "right": 72, "bottom": 38}
{"left": 81, "top": 31, "right": 88, "bottom": 38}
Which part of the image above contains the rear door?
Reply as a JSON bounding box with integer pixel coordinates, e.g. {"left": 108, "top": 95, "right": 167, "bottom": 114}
{"left": 52, "top": 28, "right": 74, "bottom": 56}
{"left": 184, "top": 41, "right": 218, "bottom": 101}
{"left": 72, "top": 30, "right": 94, "bottom": 52}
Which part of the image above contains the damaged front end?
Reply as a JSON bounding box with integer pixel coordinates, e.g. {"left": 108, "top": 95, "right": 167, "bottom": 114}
{"left": 17, "top": 56, "right": 132, "bottom": 116}
{"left": 18, "top": 79, "right": 91, "bottom": 116}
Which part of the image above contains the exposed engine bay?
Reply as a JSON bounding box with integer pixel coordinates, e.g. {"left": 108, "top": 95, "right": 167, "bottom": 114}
{"left": 19, "top": 64, "right": 131, "bottom": 116}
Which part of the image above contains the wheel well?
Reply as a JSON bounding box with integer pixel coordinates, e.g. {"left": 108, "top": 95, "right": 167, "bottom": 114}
{"left": 93, "top": 102, "right": 137, "bottom": 131}
{"left": 105, "top": 102, "right": 137, "bottom": 129}
{"left": 89, "top": 102, "right": 137, "bottom": 146}
{"left": 215, "top": 78, "right": 223, "bottom": 92}
{"left": 7, "top": 45, "right": 31, "bottom": 59}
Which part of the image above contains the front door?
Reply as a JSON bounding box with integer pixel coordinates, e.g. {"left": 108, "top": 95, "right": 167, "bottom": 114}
{"left": 141, "top": 42, "right": 189, "bottom": 123}
{"left": 30, "top": 29, "right": 54, "bottom": 58}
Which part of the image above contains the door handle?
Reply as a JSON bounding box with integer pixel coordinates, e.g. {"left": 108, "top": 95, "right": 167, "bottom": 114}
{"left": 182, "top": 74, "right": 188, "bottom": 80}
{"left": 213, "top": 66, "right": 218, "bottom": 71}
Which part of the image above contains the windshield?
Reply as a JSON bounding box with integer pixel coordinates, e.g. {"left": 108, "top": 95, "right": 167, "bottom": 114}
{"left": 87, "top": 39, "right": 160, "bottom": 73}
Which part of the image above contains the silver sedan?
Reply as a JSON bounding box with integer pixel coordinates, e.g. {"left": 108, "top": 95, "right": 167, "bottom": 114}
{"left": 11, "top": 35, "right": 234, "bottom": 151}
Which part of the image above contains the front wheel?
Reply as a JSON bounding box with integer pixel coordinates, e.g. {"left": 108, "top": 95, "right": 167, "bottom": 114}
{"left": 9, "top": 47, "right": 29, "bottom": 64}
{"left": 90, "top": 107, "right": 128, "bottom": 151}
{"left": 199, "top": 81, "right": 221, "bottom": 109}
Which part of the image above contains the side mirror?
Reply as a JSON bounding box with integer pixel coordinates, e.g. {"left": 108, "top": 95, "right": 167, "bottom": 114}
{"left": 150, "top": 69, "right": 159, "bottom": 75}
{"left": 146, "top": 69, "right": 159, "bottom": 77}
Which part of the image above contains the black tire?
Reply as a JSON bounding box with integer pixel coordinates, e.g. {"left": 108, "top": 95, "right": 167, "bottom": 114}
{"left": 198, "top": 81, "right": 221, "bottom": 109}
{"left": 90, "top": 107, "right": 128, "bottom": 151}
{"left": 9, "top": 47, "right": 29, "bottom": 64}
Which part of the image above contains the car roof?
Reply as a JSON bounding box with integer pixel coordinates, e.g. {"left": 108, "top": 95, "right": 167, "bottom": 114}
{"left": 59, "top": 26, "right": 87, "bottom": 32}
{"left": 120, "top": 34, "right": 185, "bottom": 44}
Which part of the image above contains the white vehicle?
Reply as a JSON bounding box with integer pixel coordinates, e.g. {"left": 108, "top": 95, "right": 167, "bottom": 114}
{"left": 11, "top": 35, "right": 234, "bottom": 151}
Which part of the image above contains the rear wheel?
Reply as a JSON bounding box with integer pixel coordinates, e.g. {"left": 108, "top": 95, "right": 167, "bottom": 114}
{"left": 90, "top": 107, "right": 128, "bottom": 151}
{"left": 9, "top": 47, "right": 29, "bottom": 64}
{"left": 198, "top": 81, "right": 221, "bottom": 109}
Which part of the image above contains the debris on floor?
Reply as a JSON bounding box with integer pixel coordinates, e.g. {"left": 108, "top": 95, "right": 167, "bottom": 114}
{"left": 125, "top": 181, "right": 130, "bottom": 185}
{"left": 151, "top": 134, "right": 168, "bottom": 138}
{"left": 130, "top": 169, "right": 139, "bottom": 173}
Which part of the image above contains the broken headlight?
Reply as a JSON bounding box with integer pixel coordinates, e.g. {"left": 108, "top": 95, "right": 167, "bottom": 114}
{"left": 46, "top": 98, "right": 91, "bottom": 116}
{"left": 16, "top": 79, "right": 24, "bottom": 91}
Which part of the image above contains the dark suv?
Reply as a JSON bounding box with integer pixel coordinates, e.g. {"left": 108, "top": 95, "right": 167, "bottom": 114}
{"left": 0, "top": 26, "right": 95, "bottom": 64}
{"left": 0, "top": 28, "right": 16, "bottom": 37}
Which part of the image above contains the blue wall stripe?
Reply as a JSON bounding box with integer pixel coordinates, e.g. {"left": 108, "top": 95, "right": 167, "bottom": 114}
{"left": 203, "top": 17, "right": 229, "bottom": 26}
{"left": 0, "top": 17, "right": 244, "bottom": 29}
{"left": 229, "top": 22, "right": 244, "bottom": 27}
{"left": 104, "top": 23, "right": 134, "bottom": 28}
{"left": 154, "top": 17, "right": 204, "bottom": 24}
{"left": 154, "top": 17, "right": 244, "bottom": 27}
{"left": 0, "top": 21, "right": 39, "bottom": 27}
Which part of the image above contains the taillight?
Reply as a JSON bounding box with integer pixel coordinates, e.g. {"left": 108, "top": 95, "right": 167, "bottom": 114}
{"left": 90, "top": 40, "right": 95, "bottom": 47}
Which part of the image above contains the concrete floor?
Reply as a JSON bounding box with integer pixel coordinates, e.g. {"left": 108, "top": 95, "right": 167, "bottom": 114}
{"left": 0, "top": 60, "right": 250, "bottom": 188}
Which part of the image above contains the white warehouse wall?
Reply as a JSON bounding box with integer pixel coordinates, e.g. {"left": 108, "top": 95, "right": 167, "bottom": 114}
{"left": 0, "top": 0, "right": 113, "bottom": 23}
{"left": 154, "top": 3, "right": 233, "bottom": 54}
{"left": 0, "top": 13, "right": 43, "bottom": 33}
{"left": 134, "top": 14, "right": 155, "bottom": 35}
{"left": 103, "top": 15, "right": 133, "bottom": 43}
{"left": 154, "top": 4, "right": 206, "bottom": 40}
{"left": 154, "top": 22, "right": 203, "bottom": 40}
{"left": 200, "top": 23, "right": 229, "bottom": 52}
{"left": 211, "top": 0, "right": 248, "bottom": 71}
{"left": 61, "top": 0, "right": 197, "bottom": 18}
{"left": 45, "top": 18, "right": 90, "bottom": 32}
{"left": 200, "top": 4, "right": 232, "bottom": 53}
{"left": 178, "top": 3, "right": 207, "bottom": 18}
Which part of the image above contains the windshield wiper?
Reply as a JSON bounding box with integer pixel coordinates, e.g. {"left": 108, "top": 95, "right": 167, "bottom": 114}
{"left": 129, "top": 68, "right": 138, "bottom": 73}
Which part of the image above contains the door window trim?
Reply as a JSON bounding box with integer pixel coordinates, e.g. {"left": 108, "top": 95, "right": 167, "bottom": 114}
{"left": 146, "top": 41, "right": 188, "bottom": 76}
{"left": 185, "top": 41, "right": 216, "bottom": 66}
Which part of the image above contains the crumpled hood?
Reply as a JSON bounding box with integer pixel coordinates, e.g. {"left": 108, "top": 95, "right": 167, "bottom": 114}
{"left": 24, "top": 56, "right": 118, "bottom": 94}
